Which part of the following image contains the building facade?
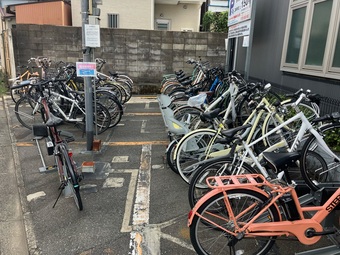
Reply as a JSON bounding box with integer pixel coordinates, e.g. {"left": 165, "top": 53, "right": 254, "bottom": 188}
{"left": 233, "top": 0, "right": 340, "bottom": 104}
{"left": 71, "top": 0, "right": 205, "bottom": 32}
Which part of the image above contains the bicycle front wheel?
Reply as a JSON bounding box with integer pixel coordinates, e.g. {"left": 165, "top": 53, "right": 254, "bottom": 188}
{"left": 300, "top": 122, "right": 340, "bottom": 191}
{"left": 14, "top": 96, "right": 44, "bottom": 129}
{"left": 190, "top": 189, "right": 280, "bottom": 255}
{"left": 73, "top": 102, "right": 111, "bottom": 134}
{"left": 175, "top": 129, "right": 224, "bottom": 184}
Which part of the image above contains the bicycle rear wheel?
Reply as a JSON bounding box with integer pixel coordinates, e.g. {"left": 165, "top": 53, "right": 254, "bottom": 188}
{"left": 190, "top": 189, "right": 280, "bottom": 255}
{"left": 14, "top": 96, "right": 44, "bottom": 129}
{"left": 56, "top": 144, "right": 83, "bottom": 210}
{"left": 72, "top": 102, "right": 111, "bottom": 134}
{"left": 300, "top": 122, "right": 340, "bottom": 191}
{"left": 95, "top": 90, "right": 123, "bottom": 127}
{"left": 188, "top": 158, "right": 257, "bottom": 208}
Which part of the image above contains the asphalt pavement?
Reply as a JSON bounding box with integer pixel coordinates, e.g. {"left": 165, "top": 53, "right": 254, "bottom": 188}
{"left": 1, "top": 94, "right": 339, "bottom": 255}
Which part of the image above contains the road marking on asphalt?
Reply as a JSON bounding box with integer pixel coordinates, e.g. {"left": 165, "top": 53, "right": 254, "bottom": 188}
{"left": 141, "top": 120, "right": 149, "bottom": 133}
{"left": 129, "top": 144, "right": 152, "bottom": 255}
{"left": 103, "top": 141, "right": 169, "bottom": 146}
{"left": 27, "top": 191, "right": 46, "bottom": 202}
{"left": 117, "top": 169, "right": 138, "bottom": 233}
{"left": 102, "top": 177, "right": 124, "bottom": 188}
{"left": 125, "top": 112, "right": 162, "bottom": 116}
{"left": 112, "top": 156, "right": 129, "bottom": 162}
{"left": 17, "top": 141, "right": 169, "bottom": 147}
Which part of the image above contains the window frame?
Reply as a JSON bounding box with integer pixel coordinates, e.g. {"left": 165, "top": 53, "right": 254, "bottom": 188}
{"left": 281, "top": 0, "right": 340, "bottom": 79}
{"left": 108, "top": 13, "right": 119, "bottom": 28}
{"left": 155, "top": 19, "right": 171, "bottom": 31}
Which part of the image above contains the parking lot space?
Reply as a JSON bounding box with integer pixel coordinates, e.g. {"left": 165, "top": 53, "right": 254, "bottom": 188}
{"left": 5, "top": 95, "right": 198, "bottom": 255}
{"left": 4, "top": 95, "right": 339, "bottom": 255}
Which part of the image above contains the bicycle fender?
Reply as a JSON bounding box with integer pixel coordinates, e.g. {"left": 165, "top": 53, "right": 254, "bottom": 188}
{"left": 173, "top": 128, "right": 217, "bottom": 159}
{"left": 187, "top": 187, "right": 271, "bottom": 226}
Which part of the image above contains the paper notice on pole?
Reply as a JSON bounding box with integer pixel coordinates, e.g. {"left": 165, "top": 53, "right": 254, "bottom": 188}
{"left": 243, "top": 36, "right": 249, "bottom": 47}
{"left": 228, "top": 20, "right": 251, "bottom": 39}
{"left": 85, "top": 24, "right": 100, "bottom": 48}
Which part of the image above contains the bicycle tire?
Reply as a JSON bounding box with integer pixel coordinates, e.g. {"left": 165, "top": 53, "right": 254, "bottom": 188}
{"left": 72, "top": 102, "right": 111, "bottom": 134}
{"left": 56, "top": 144, "right": 83, "bottom": 210}
{"left": 10, "top": 84, "right": 31, "bottom": 103}
{"left": 14, "top": 96, "right": 44, "bottom": 129}
{"left": 190, "top": 189, "right": 280, "bottom": 255}
{"left": 172, "top": 105, "right": 203, "bottom": 122}
{"left": 236, "top": 90, "right": 282, "bottom": 126}
{"left": 97, "top": 83, "right": 124, "bottom": 104}
{"left": 262, "top": 101, "right": 319, "bottom": 148}
{"left": 166, "top": 139, "right": 179, "bottom": 174}
{"left": 300, "top": 122, "right": 340, "bottom": 191}
{"left": 174, "top": 129, "right": 224, "bottom": 184}
{"left": 188, "top": 157, "right": 257, "bottom": 208}
{"left": 95, "top": 90, "right": 123, "bottom": 127}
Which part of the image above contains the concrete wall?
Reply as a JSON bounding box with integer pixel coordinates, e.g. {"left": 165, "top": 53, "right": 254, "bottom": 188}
{"left": 234, "top": 0, "right": 340, "bottom": 100}
{"left": 11, "top": 24, "right": 227, "bottom": 90}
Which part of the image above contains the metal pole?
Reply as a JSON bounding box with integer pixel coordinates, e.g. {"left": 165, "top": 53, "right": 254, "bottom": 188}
{"left": 81, "top": 0, "right": 93, "bottom": 151}
{"left": 244, "top": 0, "right": 257, "bottom": 80}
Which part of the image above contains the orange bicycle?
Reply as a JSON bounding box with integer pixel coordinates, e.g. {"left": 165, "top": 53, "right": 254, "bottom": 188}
{"left": 188, "top": 174, "right": 339, "bottom": 255}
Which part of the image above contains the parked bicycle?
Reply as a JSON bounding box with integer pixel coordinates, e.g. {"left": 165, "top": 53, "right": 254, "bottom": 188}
{"left": 33, "top": 82, "right": 83, "bottom": 210}
{"left": 188, "top": 173, "right": 340, "bottom": 255}
{"left": 14, "top": 79, "right": 111, "bottom": 134}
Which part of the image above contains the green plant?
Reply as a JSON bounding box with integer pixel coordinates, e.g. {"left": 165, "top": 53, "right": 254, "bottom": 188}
{"left": 202, "top": 11, "right": 229, "bottom": 33}
{"left": 0, "top": 70, "right": 8, "bottom": 96}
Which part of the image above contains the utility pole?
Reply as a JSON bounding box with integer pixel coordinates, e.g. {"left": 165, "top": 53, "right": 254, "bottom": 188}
{"left": 81, "top": 0, "right": 94, "bottom": 151}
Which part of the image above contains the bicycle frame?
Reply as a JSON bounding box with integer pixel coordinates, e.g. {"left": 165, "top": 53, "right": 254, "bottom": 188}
{"left": 48, "top": 90, "right": 85, "bottom": 122}
{"left": 244, "top": 111, "right": 339, "bottom": 178}
{"left": 188, "top": 174, "right": 340, "bottom": 245}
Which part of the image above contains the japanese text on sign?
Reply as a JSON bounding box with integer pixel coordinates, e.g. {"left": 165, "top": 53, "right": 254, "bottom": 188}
{"left": 76, "top": 62, "right": 97, "bottom": 77}
{"left": 228, "top": 0, "right": 252, "bottom": 27}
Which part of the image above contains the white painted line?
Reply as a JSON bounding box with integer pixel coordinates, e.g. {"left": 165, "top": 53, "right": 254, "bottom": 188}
{"left": 141, "top": 120, "right": 149, "bottom": 133}
{"left": 112, "top": 156, "right": 129, "bottom": 163}
{"left": 118, "top": 169, "right": 138, "bottom": 233}
{"left": 161, "top": 232, "right": 195, "bottom": 252}
{"left": 102, "top": 177, "right": 125, "bottom": 188}
{"left": 129, "top": 144, "right": 152, "bottom": 255}
{"left": 27, "top": 191, "right": 46, "bottom": 202}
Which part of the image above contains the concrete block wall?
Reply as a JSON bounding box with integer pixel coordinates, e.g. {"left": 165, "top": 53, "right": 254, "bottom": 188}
{"left": 11, "top": 24, "right": 227, "bottom": 93}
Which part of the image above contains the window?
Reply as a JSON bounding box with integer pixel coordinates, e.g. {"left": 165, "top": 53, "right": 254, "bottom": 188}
{"left": 108, "top": 14, "right": 119, "bottom": 28}
{"left": 281, "top": 0, "right": 340, "bottom": 79}
{"left": 155, "top": 19, "right": 171, "bottom": 31}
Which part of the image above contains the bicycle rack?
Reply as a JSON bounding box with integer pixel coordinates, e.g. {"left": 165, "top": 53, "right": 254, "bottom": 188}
{"left": 32, "top": 124, "right": 57, "bottom": 173}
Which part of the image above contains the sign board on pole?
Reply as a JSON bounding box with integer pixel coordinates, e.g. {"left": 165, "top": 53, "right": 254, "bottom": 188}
{"left": 85, "top": 24, "right": 100, "bottom": 48}
{"left": 76, "top": 62, "right": 97, "bottom": 77}
{"left": 228, "top": 20, "right": 251, "bottom": 39}
{"left": 228, "top": 0, "right": 253, "bottom": 39}
{"left": 228, "top": 0, "right": 252, "bottom": 26}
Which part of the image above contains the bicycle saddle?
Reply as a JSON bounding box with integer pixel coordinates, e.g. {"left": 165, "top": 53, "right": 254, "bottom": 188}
{"left": 262, "top": 151, "right": 300, "bottom": 173}
{"left": 200, "top": 108, "right": 220, "bottom": 122}
{"left": 220, "top": 124, "right": 252, "bottom": 139}
{"left": 46, "top": 113, "right": 64, "bottom": 127}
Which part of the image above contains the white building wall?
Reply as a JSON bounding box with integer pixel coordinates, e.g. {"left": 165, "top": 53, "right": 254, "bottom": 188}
{"left": 71, "top": 0, "right": 153, "bottom": 29}
{"left": 155, "top": 3, "right": 202, "bottom": 32}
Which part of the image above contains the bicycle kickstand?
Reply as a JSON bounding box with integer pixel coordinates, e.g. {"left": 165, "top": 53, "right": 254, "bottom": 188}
{"left": 52, "top": 183, "right": 65, "bottom": 208}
